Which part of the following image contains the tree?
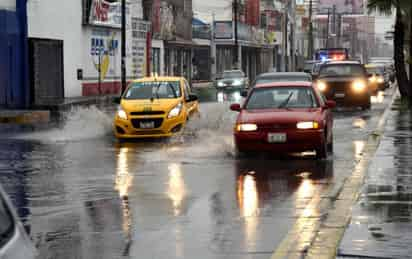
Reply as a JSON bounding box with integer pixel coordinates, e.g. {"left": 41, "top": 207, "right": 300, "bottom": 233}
{"left": 368, "top": 0, "right": 410, "bottom": 99}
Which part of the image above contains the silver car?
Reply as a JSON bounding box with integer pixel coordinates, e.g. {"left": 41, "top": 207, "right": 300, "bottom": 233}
{"left": 215, "top": 70, "right": 249, "bottom": 89}
{"left": 0, "top": 185, "right": 36, "bottom": 259}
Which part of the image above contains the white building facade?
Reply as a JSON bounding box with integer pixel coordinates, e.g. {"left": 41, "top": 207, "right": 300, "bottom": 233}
{"left": 27, "top": 0, "right": 147, "bottom": 101}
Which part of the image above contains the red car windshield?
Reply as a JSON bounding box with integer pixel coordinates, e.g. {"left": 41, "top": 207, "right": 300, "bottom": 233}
{"left": 246, "top": 87, "right": 318, "bottom": 110}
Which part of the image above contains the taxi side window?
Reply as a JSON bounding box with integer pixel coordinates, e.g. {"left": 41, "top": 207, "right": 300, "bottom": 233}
{"left": 0, "top": 197, "right": 14, "bottom": 248}
{"left": 183, "top": 80, "right": 192, "bottom": 100}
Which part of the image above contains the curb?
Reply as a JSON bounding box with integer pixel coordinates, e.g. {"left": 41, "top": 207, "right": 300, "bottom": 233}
{"left": 0, "top": 111, "right": 50, "bottom": 124}
{"left": 271, "top": 87, "right": 399, "bottom": 259}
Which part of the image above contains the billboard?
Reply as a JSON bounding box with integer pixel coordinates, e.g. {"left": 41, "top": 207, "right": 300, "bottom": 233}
{"left": 245, "top": 0, "right": 260, "bottom": 26}
{"left": 89, "top": 0, "right": 130, "bottom": 28}
{"left": 318, "top": 0, "right": 364, "bottom": 14}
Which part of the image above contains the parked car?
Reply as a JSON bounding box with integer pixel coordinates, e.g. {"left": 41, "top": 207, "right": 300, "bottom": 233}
{"left": 253, "top": 72, "right": 312, "bottom": 87}
{"left": 365, "top": 64, "right": 389, "bottom": 92}
{"left": 215, "top": 70, "right": 249, "bottom": 89}
{"left": 0, "top": 185, "right": 36, "bottom": 259}
{"left": 303, "top": 60, "right": 318, "bottom": 73}
{"left": 315, "top": 61, "right": 371, "bottom": 109}
{"left": 230, "top": 81, "right": 335, "bottom": 159}
{"left": 113, "top": 76, "right": 199, "bottom": 139}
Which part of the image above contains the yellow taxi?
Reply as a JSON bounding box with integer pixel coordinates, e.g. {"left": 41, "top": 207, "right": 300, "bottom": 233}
{"left": 113, "top": 76, "right": 199, "bottom": 139}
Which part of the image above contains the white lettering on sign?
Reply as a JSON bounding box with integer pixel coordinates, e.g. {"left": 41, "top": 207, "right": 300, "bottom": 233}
{"left": 0, "top": 0, "right": 16, "bottom": 11}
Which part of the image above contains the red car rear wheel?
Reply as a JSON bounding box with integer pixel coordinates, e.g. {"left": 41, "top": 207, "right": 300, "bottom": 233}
{"left": 316, "top": 133, "right": 328, "bottom": 159}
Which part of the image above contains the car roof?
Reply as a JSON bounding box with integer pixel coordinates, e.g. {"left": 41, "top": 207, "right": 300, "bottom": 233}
{"left": 323, "top": 60, "right": 361, "bottom": 65}
{"left": 365, "top": 63, "right": 385, "bottom": 68}
{"left": 255, "top": 81, "right": 313, "bottom": 89}
{"left": 223, "top": 70, "right": 243, "bottom": 73}
{"left": 257, "top": 72, "right": 310, "bottom": 78}
{"left": 133, "top": 76, "right": 182, "bottom": 82}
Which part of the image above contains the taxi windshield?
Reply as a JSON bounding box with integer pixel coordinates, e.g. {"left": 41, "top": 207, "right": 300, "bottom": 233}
{"left": 124, "top": 81, "right": 181, "bottom": 99}
{"left": 246, "top": 87, "right": 318, "bottom": 109}
{"left": 366, "top": 67, "right": 385, "bottom": 75}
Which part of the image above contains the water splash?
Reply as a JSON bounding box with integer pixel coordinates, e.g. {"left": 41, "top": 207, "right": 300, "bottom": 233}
{"left": 14, "top": 106, "right": 113, "bottom": 143}
{"left": 143, "top": 102, "right": 238, "bottom": 162}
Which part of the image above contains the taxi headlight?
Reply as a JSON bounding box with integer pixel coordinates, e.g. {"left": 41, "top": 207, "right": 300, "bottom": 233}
{"left": 352, "top": 80, "right": 367, "bottom": 92}
{"left": 117, "top": 108, "right": 128, "bottom": 120}
{"left": 377, "top": 76, "right": 384, "bottom": 83}
{"left": 168, "top": 103, "right": 183, "bottom": 118}
{"left": 369, "top": 76, "right": 376, "bottom": 83}
{"left": 297, "top": 121, "right": 319, "bottom": 129}
{"left": 317, "top": 81, "right": 327, "bottom": 92}
{"left": 236, "top": 123, "right": 258, "bottom": 132}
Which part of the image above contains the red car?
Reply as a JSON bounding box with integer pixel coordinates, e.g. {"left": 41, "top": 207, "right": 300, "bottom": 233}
{"left": 230, "top": 82, "right": 336, "bottom": 159}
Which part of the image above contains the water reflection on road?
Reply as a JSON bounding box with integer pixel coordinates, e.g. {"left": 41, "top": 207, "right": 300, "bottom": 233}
{"left": 0, "top": 87, "right": 393, "bottom": 259}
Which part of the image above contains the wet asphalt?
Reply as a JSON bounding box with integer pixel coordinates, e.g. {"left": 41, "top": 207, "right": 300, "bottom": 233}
{"left": 338, "top": 98, "right": 412, "bottom": 259}
{"left": 0, "top": 87, "right": 394, "bottom": 259}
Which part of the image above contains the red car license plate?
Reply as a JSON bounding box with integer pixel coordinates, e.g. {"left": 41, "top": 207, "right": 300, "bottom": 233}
{"left": 267, "top": 133, "right": 287, "bottom": 143}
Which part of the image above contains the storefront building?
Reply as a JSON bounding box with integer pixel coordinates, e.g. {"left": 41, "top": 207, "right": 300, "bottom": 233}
{"left": 27, "top": 0, "right": 148, "bottom": 101}
{"left": 214, "top": 21, "right": 275, "bottom": 82}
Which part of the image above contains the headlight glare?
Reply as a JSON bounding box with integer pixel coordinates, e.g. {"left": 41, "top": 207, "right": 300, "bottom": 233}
{"left": 236, "top": 123, "right": 258, "bottom": 132}
{"left": 317, "top": 81, "right": 327, "bottom": 92}
{"left": 352, "top": 80, "right": 366, "bottom": 92}
{"left": 168, "top": 103, "right": 183, "bottom": 118}
{"left": 232, "top": 79, "right": 242, "bottom": 86}
{"left": 297, "top": 121, "right": 319, "bottom": 129}
{"left": 217, "top": 81, "right": 224, "bottom": 87}
{"left": 377, "top": 76, "right": 384, "bottom": 83}
{"left": 117, "top": 108, "right": 128, "bottom": 120}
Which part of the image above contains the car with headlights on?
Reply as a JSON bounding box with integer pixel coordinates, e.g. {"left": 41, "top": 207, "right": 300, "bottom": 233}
{"left": 315, "top": 61, "right": 371, "bottom": 109}
{"left": 365, "top": 64, "right": 389, "bottom": 92}
{"left": 215, "top": 70, "right": 249, "bottom": 89}
{"left": 0, "top": 184, "right": 36, "bottom": 259}
{"left": 113, "top": 76, "right": 199, "bottom": 139}
{"left": 230, "top": 82, "right": 335, "bottom": 159}
{"left": 253, "top": 72, "right": 312, "bottom": 87}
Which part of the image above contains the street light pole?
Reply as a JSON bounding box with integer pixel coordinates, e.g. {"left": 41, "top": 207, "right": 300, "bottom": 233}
{"left": 121, "top": 0, "right": 127, "bottom": 94}
{"left": 308, "top": 0, "right": 314, "bottom": 59}
{"left": 233, "top": 0, "right": 239, "bottom": 69}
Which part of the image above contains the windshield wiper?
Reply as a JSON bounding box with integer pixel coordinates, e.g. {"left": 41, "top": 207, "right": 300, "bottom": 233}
{"left": 166, "top": 83, "right": 178, "bottom": 98}
{"left": 151, "top": 83, "right": 161, "bottom": 100}
{"left": 278, "top": 92, "right": 294, "bottom": 109}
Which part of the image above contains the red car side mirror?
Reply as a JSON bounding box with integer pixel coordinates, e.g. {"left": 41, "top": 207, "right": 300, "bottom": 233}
{"left": 230, "top": 103, "right": 241, "bottom": 112}
{"left": 325, "top": 100, "right": 336, "bottom": 109}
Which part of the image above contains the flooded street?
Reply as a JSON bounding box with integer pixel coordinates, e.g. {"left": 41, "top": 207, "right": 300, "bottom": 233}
{"left": 339, "top": 98, "right": 412, "bottom": 259}
{"left": 0, "top": 88, "right": 394, "bottom": 259}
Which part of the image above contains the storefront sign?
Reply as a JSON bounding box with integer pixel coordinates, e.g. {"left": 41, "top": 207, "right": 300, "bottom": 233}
{"left": 214, "top": 21, "right": 233, "bottom": 39}
{"left": 89, "top": 0, "right": 130, "bottom": 28}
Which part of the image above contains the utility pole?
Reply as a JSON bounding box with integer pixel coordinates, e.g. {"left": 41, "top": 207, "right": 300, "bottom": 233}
{"left": 211, "top": 12, "right": 217, "bottom": 78}
{"left": 284, "top": 5, "right": 288, "bottom": 71}
{"left": 331, "top": 5, "right": 336, "bottom": 48}
{"left": 233, "top": 0, "right": 239, "bottom": 69}
{"left": 326, "top": 8, "right": 330, "bottom": 48}
{"left": 121, "top": 0, "right": 127, "bottom": 94}
{"left": 308, "top": 0, "right": 314, "bottom": 59}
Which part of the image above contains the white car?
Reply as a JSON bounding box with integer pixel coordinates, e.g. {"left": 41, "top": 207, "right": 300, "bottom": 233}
{"left": 0, "top": 185, "right": 36, "bottom": 259}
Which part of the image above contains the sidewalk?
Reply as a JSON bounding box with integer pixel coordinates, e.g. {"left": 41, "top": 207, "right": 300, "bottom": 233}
{"left": 0, "top": 95, "right": 118, "bottom": 125}
{"left": 338, "top": 99, "right": 412, "bottom": 258}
